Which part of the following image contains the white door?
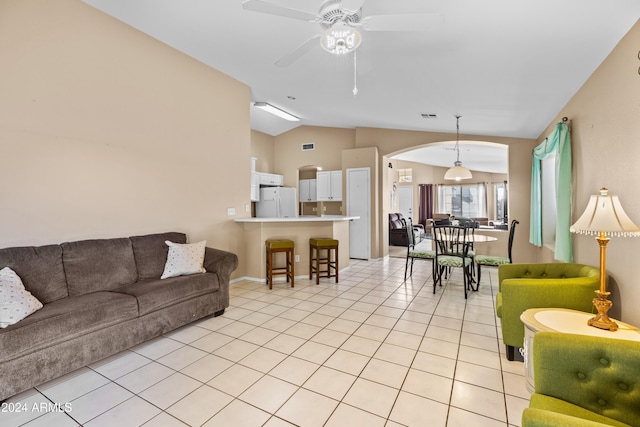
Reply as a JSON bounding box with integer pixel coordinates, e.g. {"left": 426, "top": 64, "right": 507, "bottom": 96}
{"left": 347, "top": 167, "right": 370, "bottom": 260}
{"left": 398, "top": 185, "right": 414, "bottom": 222}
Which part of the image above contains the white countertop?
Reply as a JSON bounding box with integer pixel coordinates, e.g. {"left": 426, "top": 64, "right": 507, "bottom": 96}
{"left": 235, "top": 215, "right": 359, "bottom": 223}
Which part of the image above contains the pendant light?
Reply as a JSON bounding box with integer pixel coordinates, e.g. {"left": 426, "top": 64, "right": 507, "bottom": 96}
{"left": 444, "top": 115, "right": 472, "bottom": 181}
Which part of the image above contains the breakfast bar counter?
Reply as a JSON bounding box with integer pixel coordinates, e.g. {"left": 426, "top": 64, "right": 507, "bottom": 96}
{"left": 235, "top": 216, "right": 358, "bottom": 282}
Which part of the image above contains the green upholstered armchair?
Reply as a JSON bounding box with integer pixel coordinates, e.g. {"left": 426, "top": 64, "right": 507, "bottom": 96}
{"left": 522, "top": 332, "right": 640, "bottom": 427}
{"left": 496, "top": 263, "right": 600, "bottom": 360}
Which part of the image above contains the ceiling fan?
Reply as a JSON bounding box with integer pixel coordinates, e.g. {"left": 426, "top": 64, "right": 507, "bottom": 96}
{"left": 241, "top": 0, "right": 442, "bottom": 67}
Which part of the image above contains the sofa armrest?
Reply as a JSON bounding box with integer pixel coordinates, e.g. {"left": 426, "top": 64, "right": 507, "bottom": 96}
{"left": 203, "top": 247, "right": 238, "bottom": 311}
{"left": 204, "top": 247, "right": 238, "bottom": 281}
{"left": 522, "top": 408, "right": 610, "bottom": 427}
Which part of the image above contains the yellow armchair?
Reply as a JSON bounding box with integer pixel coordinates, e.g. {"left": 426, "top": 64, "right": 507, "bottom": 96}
{"left": 523, "top": 332, "right": 640, "bottom": 427}
{"left": 496, "top": 263, "right": 599, "bottom": 360}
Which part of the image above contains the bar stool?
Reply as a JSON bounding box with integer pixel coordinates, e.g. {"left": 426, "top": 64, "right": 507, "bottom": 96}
{"left": 265, "top": 239, "right": 294, "bottom": 290}
{"left": 309, "top": 238, "right": 339, "bottom": 284}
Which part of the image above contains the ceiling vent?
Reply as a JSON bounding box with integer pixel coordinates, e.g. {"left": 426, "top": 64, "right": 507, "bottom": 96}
{"left": 421, "top": 113, "right": 438, "bottom": 119}
{"left": 302, "top": 142, "right": 315, "bottom": 151}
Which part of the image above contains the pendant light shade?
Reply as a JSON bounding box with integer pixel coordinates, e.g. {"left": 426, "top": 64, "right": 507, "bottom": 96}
{"left": 445, "top": 115, "right": 472, "bottom": 181}
{"left": 444, "top": 162, "right": 473, "bottom": 181}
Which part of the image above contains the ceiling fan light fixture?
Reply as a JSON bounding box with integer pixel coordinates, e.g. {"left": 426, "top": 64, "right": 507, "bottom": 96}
{"left": 320, "top": 24, "right": 361, "bottom": 54}
{"left": 253, "top": 102, "right": 299, "bottom": 122}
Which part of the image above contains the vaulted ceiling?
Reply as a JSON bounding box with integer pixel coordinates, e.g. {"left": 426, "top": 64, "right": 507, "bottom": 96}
{"left": 83, "top": 0, "right": 640, "bottom": 172}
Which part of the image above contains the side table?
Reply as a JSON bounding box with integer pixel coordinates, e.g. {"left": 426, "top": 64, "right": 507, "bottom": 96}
{"left": 520, "top": 308, "right": 640, "bottom": 393}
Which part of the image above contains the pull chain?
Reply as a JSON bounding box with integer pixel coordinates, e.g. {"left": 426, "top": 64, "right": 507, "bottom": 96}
{"left": 353, "top": 50, "right": 358, "bottom": 97}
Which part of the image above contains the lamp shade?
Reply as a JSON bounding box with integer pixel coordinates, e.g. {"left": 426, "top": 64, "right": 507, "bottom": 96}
{"left": 570, "top": 188, "right": 640, "bottom": 237}
{"left": 444, "top": 162, "right": 473, "bottom": 181}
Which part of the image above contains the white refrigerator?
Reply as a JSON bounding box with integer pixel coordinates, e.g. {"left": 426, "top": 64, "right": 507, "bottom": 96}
{"left": 256, "top": 187, "right": 297, "bottom": 218}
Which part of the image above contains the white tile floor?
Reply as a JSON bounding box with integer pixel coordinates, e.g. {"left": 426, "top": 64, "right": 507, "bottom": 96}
{"left": 2, "top": 257, "right": 531, "bottom": 427}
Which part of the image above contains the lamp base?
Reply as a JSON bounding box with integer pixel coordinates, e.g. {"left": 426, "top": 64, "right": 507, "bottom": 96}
{"left": 588, "top": 291, "right": 618, "bottom": 331}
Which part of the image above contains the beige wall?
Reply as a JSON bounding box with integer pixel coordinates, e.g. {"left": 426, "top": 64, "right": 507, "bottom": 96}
{"left": 273, "top": 126, "right": 356, "bottom": 187}
{"left": 535, "top": 19, "right": 640, "bottom": 325}
{"left": 0, "top": 0, "right": 251, "bottom": 277}
{"left": 250, "top": 130, "right": 275, "bottom": 173}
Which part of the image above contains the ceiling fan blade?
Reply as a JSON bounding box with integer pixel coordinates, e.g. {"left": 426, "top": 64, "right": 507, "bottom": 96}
{"left": 362, "top": 13, "right": 443, "bottom": 31}
{"left": 241, "top": 0, "right": 318, "bottom": 22}
{"left": 341, "top": 0, "right": 366, "bottom": 13}
{"left": 275, "top": 35, "right": 321, "bottom": 67}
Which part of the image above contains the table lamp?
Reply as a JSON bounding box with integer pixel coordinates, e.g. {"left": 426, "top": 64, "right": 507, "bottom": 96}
{"left": 570, "top": 188, "right": 640, "bottom": 331}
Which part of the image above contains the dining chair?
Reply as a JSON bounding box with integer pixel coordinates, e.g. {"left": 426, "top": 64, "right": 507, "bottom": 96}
{"left": 475, "top": 219, "right": 519, "bottom": 285}
{"left": 404, "top": 217, "right": 435, "bottom": 281}
{"left": 432, "top": 225, "right": 474, "bottom": 298}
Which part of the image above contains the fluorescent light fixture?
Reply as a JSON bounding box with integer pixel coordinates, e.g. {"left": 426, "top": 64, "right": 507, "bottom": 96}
{"left": 253, "top": 102, "right": 299, "bottom": 122}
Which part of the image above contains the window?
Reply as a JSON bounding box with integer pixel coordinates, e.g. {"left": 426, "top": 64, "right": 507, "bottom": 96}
{"left": 541, "top": 153, "right": 557, "bottom": 247}
{"left": 437, "top": 184, "right": 487, "bottom": 218}
{"left": 398, "top": 168, "right": 412, "bottom": 183}
{"left": 495, "top": 182, "right": 507, "bottom": 223}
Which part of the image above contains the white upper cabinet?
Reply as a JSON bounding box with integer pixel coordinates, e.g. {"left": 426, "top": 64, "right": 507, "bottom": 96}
{"left": 299, "top": 179, "right": 317, "bottom": 202}
{"left": 259, "top": 172, "right": 284, "bottom": 186}
{"left": 251, "top": 171, "right": 260, "bottom": 201}
{"left": 250, "top": 157, "right": 259, "bottom": 201}
{"left": 316, "top": 170, "right": 342, "bottom": 201}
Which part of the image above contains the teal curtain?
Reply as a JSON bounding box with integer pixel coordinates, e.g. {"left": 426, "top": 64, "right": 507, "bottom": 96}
{"left": 529, "top": 122, "right": 573, "bottom": 262}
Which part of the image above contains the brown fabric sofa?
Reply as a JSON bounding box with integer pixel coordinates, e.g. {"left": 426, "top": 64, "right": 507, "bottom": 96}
{"left": 0, "top": 231, "right": 238, "bottom": 401}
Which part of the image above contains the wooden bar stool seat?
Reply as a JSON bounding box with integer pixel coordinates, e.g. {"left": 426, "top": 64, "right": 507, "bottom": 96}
{"left": 265, "top": 239, "right": 294, "bottom": 290}
{"left": 309, "top": 238, "right": 339, "bottom": 284}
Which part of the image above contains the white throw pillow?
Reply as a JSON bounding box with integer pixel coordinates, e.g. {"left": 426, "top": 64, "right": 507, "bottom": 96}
{"left": 161, "top": 240, "right": 207, "bottom": 279}
{"left": 0, "top": 267, "right": 43, "bottom": 328}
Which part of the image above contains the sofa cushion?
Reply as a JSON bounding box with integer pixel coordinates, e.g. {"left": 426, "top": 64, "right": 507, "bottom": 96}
{"left": 0, "top": 291, "right": 138, "bottom": 362}
{"left": 389, "top": 213, "right": 406, "bottom": 230}
{"left": 161, "top": 240, "right": 206, "bottom": 279}
{"left": 62, "top": 238, "right": 137, "bottom": 296}
{"left": 0, "top": 244, "right": 68, "bottom": 303}
{"left": 0, "top": 267, "right": 43, "bottom": 328}
{"left": 115, "top": 273, "right": 219, "bottom": 316}
{"left": 130, "top": 232, "right": 187, "bottom": 280}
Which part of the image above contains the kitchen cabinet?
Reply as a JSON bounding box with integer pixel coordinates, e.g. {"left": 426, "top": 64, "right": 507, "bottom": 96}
{"left": 250, "top": 157, "right": 259, "bottom": 201}
{"left": 259, "top": 172, "right": 284, "bottom": 186}
{"left": 251, "top": 171, "right": 260, "bottom": 201}
{"left": 299, "top": 179, "right": 317, "bottom": 202}
{"left": 317, "top": 170, "right": 342, "bottom": 201}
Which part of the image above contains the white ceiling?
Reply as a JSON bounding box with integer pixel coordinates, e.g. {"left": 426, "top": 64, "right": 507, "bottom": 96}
{"left": 82, "top": 0, "right": 639, "bottom": 173}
